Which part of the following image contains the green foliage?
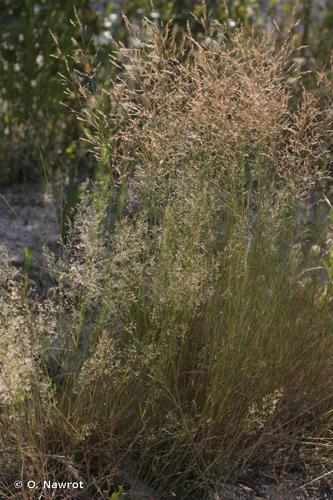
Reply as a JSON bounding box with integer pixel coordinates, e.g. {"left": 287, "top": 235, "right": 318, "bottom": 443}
{"left": 110, "top": 485, "right": 124, "bottom": 499}
{"left": 0, "top": 0, "right": 98, "bottom": 182}
{"left": 22, "top": 246, "right": 32, "bottom": 276}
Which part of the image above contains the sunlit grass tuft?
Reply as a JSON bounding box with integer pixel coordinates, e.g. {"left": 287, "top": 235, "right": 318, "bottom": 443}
{"left": 0, "top": 19, "right": 332, "bottom": 498}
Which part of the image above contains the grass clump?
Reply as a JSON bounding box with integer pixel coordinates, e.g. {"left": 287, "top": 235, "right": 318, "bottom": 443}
{"left": 0, "top": 20, "right": 332, "bottom": 498}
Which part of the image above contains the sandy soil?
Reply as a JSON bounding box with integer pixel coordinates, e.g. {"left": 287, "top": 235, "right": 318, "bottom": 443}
{"left": 0, "top": 183, "right": 58, "bottom": 267}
